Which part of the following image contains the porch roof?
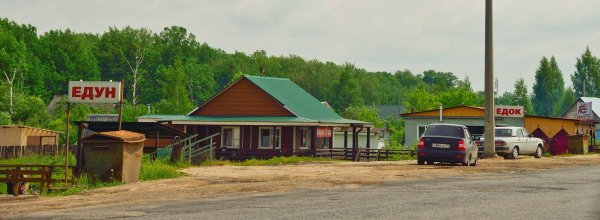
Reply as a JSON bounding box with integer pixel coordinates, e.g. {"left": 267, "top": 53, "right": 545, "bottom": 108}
{"left": 138, "top": 114, "right": 371, "bottom": 127}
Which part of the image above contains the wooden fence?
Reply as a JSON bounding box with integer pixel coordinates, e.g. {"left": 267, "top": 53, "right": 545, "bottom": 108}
{"left": 215, "top": 148, "right": 415, "bottom": 162}
{"left": 0, "top": 145, "right": 76, "bottom": 159}
{"left": 0, "top": 164, "right": 76, "bottom": 195}
{"left": 315, "top": 148, "right": 416, "bottom": 161}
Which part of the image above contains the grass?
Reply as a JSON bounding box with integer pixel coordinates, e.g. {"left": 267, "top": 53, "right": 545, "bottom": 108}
{"left": 139, "top": 155, "right": 190, "bottom": 181}
{"left": 200, "top": 156, "right": 340, "bottom": 166}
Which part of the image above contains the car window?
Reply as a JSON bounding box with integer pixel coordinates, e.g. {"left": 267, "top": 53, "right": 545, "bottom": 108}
{"left": 521, "top": 129, "right": 529, "bottom": 137}
{"left": 495, "top": 129, "right": 512, "bottom": 137}
{"left": 463, "top": 129, "right": 470, "bottom": 139}
{"left": 516, "top": 129, "right": 524, "bottom": 137}
{"left": 424, "top": 125, "right": 464, "bottom": 138}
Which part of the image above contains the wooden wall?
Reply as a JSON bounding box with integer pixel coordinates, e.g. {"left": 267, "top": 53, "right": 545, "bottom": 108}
{"left": 192, "top": 78, "right": 293, "bottom": 116}
{"left": 524, "top": 116, "right": 593, "bottom": 138}
{"left": 403, "top": 106, "right": 484, "bottom": 117}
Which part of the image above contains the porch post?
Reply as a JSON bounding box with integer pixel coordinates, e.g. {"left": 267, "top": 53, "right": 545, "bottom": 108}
{"left": 330, "top": 127, "right": 334, "bottom": 150}
{"left": 366, "top": 127, "right": 371, "bottom": 149}
{"left": 154, "top": 126, "right": 159, "bottom": 160}
{"left": 311, "top": 127, "right": 317, "bottom": 156}
{"left": 343, "top": 130, "right": 348, "bottom": 149}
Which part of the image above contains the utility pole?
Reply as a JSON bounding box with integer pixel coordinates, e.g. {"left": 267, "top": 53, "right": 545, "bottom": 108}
{"left": 483, "top": 0, "right": 496, "bottom": 158}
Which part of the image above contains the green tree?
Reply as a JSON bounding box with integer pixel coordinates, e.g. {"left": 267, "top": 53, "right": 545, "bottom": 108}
{"left": 554, "top": 87, "right": 576, "bottom": 116}
{"left": 403, "top": 84, "right": 439, "bottom": 113}
{"left": 155, "top": 60, "right": 194, "bottom": 114}
{"left": 340, "top": 106, "right": 384, "bottom": 128}
{"left": 331, "top": 66, "right": 363, "bottom": 110}
{"left": 439, "top": 78, "right": 481, "bottom": 107}
{"left": 98, "top": 26, "right": 155, "bottom": 105}
{"left": 420, "top": 70, "right": 458, "bottom": 91}
{"left": 513, "top": 78, "right": 535, "bottom": 115}
{"left": 532, "top": 57, "right": 564, "bottom": 116}
{"left": 0, "top": 111, "right": 10, "bottom": 124}
{"left": 0, "top": 30, "right": 27, "bottom": 114}
{"left": 571, "top": 47, "right": 600, "bottom": 97}
{"left": 496, "top": 91, "right": 515, "bottom": 105}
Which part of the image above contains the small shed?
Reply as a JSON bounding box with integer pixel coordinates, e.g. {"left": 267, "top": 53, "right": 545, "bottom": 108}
{"left": 0, "top": 125, "right": 60, "bottom": 146}
{"left": 81, "top": 130, "right": 145, "bottom": 183}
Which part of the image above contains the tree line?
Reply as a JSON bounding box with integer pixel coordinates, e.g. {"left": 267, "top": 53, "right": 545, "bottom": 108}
{"left": 0, "top": 18, "right": 598, "bottom": 144}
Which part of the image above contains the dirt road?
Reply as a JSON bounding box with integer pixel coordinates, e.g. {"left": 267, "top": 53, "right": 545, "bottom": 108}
{"left": 2, "top": 155, "right": 600, "bottom": 218}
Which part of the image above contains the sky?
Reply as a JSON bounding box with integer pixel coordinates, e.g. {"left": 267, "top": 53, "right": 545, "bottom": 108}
{"left": 2, "top": 0, "right": 600, "bottom": 93}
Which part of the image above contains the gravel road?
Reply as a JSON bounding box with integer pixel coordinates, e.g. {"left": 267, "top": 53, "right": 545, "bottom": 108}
{"left": 18, "top": 164, "right": 600, "bottom": 220}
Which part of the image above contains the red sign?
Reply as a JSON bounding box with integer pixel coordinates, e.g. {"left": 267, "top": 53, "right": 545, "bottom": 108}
{"left": 68, "top": 81, "right": 122, "bottom": 103}
{"left": 494, "top": 106, "right": 524, "bottom": 118}
{"left": 316, "top": 127, "right": 332, "bottom": 138}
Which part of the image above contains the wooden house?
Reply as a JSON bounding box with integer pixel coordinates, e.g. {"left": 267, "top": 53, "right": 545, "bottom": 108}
{"left": 139, "top": 75, "right": 372, "bottom": 160}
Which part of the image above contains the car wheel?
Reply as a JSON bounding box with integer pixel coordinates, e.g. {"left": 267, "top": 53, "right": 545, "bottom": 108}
{"left": 462, "top": 155, "right": 470, "bottom": 166}
{"left": 418, "top": 158, "right": 425, "bottom": 165}
{"left": 470, "top": 157, "right": 478, "bottom": 166}
{"left": 534, "top": 145, "right": 543, "bottom": 159}
{"left": 425, "top": 160, "right": 433, "bottom": 165}
{"left": 508, "top": 147, "right": 519, "bottom": 159}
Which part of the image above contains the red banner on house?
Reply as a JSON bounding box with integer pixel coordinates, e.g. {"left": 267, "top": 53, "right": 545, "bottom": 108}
{"left": 316, "top": 127, "right": 332, "bottom": 138}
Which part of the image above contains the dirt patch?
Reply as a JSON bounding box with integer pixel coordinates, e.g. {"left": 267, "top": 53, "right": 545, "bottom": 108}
{"left": 2, "top": 154, "right": 600, "bottom": 217}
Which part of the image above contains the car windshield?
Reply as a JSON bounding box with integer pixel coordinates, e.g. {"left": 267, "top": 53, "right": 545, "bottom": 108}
{"left": 495, "top": 129, "right": 513, "bottom": 137}
{"left": 424, "top": 125, "right": 464, "bottom": 138}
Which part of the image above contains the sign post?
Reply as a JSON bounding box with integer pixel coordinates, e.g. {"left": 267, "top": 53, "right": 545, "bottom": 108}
{"left": 67, "top": 81, "right": 123, "bottom": 181}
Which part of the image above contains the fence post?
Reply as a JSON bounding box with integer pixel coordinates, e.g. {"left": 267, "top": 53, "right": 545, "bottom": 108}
{"left": 209, "top": 137, "right": 213, "bottom": 165}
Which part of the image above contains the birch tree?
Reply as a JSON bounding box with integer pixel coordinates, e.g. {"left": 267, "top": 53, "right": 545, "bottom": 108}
{"left": 100, "top": 27, "right": 154, "bottom": 105}
{"left": 0, "top": 31, "right": 26, "bottom": 114}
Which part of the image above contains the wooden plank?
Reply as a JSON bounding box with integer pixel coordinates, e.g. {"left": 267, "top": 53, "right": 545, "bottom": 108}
{"left": 0, "top": 178, "right": 51, "bottom": 182}
{"left": 0, "top": 170, "right": 49, "bottom": 175}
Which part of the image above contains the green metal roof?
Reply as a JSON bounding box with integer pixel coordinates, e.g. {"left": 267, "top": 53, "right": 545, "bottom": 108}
{"left": 143, "top": 75, "right": 371, "bottom": 126}
{"left": 139, "top": 114, "right": 367, "bottom": 125}
{"left": 244, "top": 75, "right": 365, "bottom": 124}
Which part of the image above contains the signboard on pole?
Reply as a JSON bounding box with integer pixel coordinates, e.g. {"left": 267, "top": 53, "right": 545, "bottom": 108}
{"left": 494, "top": 106, "right": 524, "bottom": 118}
{"left": 68, "top": 81, "right": 122, "bottom": 103}
{"left": 316, "top": 127, "right": 332, "bottom": 138}
{"left": 576, "top": 102, "right": 592, "bottom": 117}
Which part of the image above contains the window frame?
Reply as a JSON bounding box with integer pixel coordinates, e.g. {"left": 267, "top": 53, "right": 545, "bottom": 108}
{"left": 221, "top": 126, "right": 240, "bottom": 149}
{"left": 297, "top": 127, "right": 312, "bottom": 149}
{"left": 258, "top": 127, "right": 282, "bottom": 149}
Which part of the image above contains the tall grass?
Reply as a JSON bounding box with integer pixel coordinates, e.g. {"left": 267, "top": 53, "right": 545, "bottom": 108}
{"left": 139, "top": 155, "right": 190, "bottom": 181}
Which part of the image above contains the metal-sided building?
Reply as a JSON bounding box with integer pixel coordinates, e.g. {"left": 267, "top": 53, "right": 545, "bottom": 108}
{"left": 402, "top": 106, "right": 595, "bottom": 155}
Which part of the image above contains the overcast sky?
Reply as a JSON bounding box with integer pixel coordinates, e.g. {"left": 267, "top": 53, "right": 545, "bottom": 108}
{"left": 2, "top": 0, "right": 600, "bottom": 93}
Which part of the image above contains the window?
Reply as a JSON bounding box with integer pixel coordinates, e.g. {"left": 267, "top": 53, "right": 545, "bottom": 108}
{"left": 516, "top": 129, "right": 524, "bottom": 138}
{"left": 521, "top": 129, "right": 530, "bottom": 137}
{"left": 258, "top": 127, "right": 281, "bottom": 149}
{"left": 495, "top": 128, "right": 513, "bottom": 137}
{"left": 221, "top": 126, "right": 240, "bottom": 148}
{"left": 423, "top": 125, "right": 464, "bottom": 138}
{"left": 417, "top": 125, "right": 427, "bottom": 138}
{"left": 296, "top": 127, "right": 312, "bottom": 149}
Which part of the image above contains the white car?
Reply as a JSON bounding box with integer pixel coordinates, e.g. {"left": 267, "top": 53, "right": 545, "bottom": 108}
{"left": 476, "top": 127, "right": 544, "bottom": 159}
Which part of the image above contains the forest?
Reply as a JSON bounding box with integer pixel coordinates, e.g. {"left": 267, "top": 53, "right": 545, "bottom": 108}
{"left": 1, "top": 18, "right": 599, "bottom": 145}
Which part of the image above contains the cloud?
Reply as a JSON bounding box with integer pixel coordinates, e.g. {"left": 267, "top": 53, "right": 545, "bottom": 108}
{"left": 1, "top": 0, "right": 600, "bottom": 93}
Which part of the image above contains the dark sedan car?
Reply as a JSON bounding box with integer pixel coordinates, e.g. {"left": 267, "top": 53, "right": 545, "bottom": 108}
{"left": 417, "top": 123, "right": 478, "bottom": 166}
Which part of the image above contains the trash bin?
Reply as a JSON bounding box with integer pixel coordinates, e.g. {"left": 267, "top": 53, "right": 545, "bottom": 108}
{"left": 567, "top": 134, "right": 589, "bottom": 154}
{"left": 81, "top": 130, "right": 145, "bottom": 183}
